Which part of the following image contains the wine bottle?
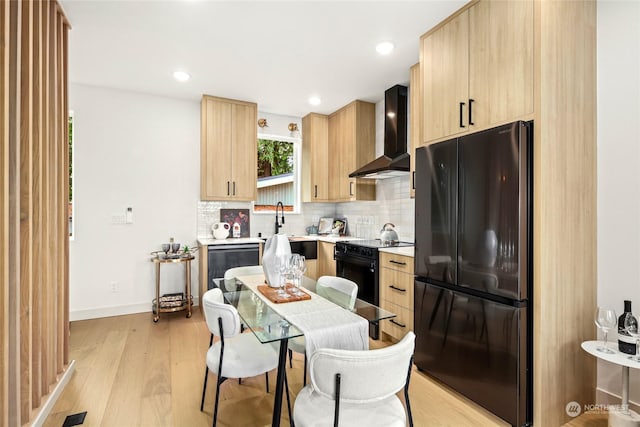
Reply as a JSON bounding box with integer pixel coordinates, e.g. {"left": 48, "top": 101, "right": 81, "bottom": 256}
{"left": 618, "top": 300, "right": 637, "bottom": 354}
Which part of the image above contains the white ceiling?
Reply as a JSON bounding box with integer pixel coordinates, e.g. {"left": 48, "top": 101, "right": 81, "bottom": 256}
{"left": 60, "top": 0, "right": 466, "bottom": 117}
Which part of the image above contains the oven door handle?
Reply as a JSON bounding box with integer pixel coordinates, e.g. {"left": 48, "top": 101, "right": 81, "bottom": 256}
{"left": 335, "top": 254, "right": 377, "bottom": 272}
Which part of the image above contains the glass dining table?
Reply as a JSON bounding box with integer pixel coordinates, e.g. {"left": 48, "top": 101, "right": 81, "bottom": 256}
{"left": 211, "top": 276, "right": 396, "bottom": 427}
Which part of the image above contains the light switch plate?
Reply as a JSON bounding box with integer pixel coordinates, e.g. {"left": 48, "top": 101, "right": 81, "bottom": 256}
{"left": 111, "top": 214, "right": 126, "bottom": 224}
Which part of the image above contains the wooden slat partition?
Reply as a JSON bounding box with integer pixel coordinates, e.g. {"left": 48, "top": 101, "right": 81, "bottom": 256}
{"left": 1, "top": 0, "right": 70, "bottom": 424}
{"left": 1, "top": 2, "right": 10, "bottom": 426}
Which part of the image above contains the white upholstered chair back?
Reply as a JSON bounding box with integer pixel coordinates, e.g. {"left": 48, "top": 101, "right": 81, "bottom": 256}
{"left": 315, "top": 276, "right": 358, "bottom": 310}
{"left": 202, "top": 288, "right": 242, "bottom": 338}
{"left": 309, "top": 331, "right": 415, "bottom": 403}
{"left": 223, "top": 265, "right": 264, "bottom": 280}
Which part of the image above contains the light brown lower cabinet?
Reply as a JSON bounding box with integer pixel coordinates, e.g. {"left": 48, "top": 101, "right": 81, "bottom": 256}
{"left": 317, "top": 242, "right": 336, "bottom": 277}
{"left": 379, "top": 252, "right": 415, "bottom": 341}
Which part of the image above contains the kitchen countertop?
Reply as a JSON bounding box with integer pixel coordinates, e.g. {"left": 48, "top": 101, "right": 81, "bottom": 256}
{"left": 378, "top": 246, "right": 415, "bottom": 257}
{"left": 198, "top": 237, "right": 264, "bottom": 246}
{"left": 198, "top": 235, "right": 361, "bottom": 246}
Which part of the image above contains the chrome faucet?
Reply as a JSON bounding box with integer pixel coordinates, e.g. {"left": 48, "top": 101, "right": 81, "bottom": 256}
{"left": 275, "top": 201, "right": 285, "bottom": 235}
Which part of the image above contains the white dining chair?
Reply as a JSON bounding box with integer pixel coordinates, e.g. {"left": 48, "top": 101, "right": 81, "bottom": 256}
{"left": 315, "top": 276, "right": 359, "bottom": 311}
{"left": 223, "top": 265, "right": 264, "bottom": 280}
{"left": 288, "top": 276, "right": 359, "bottom": 387}
{"left": 293, "top": 331, "right": 416, "bottom": 427}
{"left": 200, "top": 288, "right": 280, "bottom": 427}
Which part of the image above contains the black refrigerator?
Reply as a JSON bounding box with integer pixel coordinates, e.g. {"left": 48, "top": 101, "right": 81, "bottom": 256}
{"left": 414, "top": 121, "right": 532, "bottom": 427}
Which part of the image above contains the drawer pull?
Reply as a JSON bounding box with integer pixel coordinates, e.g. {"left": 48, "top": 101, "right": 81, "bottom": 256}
{"left": 389, "top": 260, "right": 407, "bottom": 266}
{"left": 389, "top": 285, "right": 406, "bottom": 293}
{"left": 390, "top": 319, "right": 406, "bottom": 328}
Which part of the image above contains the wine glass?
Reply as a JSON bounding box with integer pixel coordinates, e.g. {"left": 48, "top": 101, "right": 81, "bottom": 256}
{"left": 289, "top": 254, "right": 302, "bottom": 296}
{"left": 277, "top": 254, "right": 290, "bottom": 298}
{"left": 594, "top": 307, "right": 617, "bottom": 354}
{"left": 161, "top": 243, "right": 170, "bottom": 259}
{"left": 623, "top": 313, "right": 640, "bottom": 361}
{"left": 296, "top": 256, "right": 307, "bottom": 295}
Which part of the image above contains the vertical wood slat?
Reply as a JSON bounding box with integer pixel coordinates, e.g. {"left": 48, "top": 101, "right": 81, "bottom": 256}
{"left": 2, "top": 1, "right": 69, "bottom": 423}
{"left": 56, "top": 10, "right": 67, "bottom": 371}
{"left": 62, "top": 12, "right": 69, "bottom": 366}
{"left": 31, "top": 0, "right": 43, "bottom": 408}
{"left": 1, "top": 1, "right": 10, "bottom": 425}
{"left": 48, "top": 0, "right": 57, "bottom": 387}
{"left": 41, "top": 0, "right": 51, "bottom": 395}
{"left": 8, "top": 1, "right": 22, "bottom": 425}
{"left": 19, "top": 0, "right": 34, "bottom": 420}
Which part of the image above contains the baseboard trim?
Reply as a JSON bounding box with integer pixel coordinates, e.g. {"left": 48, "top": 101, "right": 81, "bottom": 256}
{"left": 70, "top": 297, "right": 200, "bottom": 321}
{"left": 31, "top": 359, "right": 76, "bottom": 427}
{"left": 596, "top": 387, "right": 640, "bottom": 413}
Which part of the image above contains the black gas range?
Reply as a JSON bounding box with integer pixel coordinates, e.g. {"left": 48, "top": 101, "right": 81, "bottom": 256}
{"left": 335, "top": 239, "right": 413, "bottom": 339}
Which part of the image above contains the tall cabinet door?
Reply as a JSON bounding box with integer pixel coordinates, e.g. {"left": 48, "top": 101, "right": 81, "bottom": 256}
{"left": 409, "top": 63, "right": 422, "bottom": 198}
{"left": 328, "top": 108, "right": 348, "bottom": 200}
{"left": 422, "top": 10, "right": 469, "bottom": 143}
{"left": 201, "top": 98, "right": 233, "bottom": 199}
{"left": 469, "top": 0, "right": 534, "bottom": 129}
{"left": 302, "top": 113, "right": 329, "bottom": 202}
{"left": 231, "top": 102, "right": 257, "bottom": 200}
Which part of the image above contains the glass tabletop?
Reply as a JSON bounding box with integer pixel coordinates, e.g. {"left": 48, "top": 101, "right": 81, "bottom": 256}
{"left": 353, "top": 299, "right": 396, "bottom": 323}
{"left": 212, "top": 276, "right": 396, "bottom": 337}
{"left": 213, "top": 278, "right": 303, "bottom": 344}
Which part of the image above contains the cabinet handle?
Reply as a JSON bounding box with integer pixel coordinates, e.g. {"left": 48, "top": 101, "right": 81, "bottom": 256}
{"left": 412, "top": 171, "right": 416, "bottom": 190}
{"left": 349, "top": 181, "right": 354, "bottom": 196}
{"left": 314, "top": 185, "right": 318, "bottom": 198}
{"left": 233, "top": 181, "right": 236, "bottom": 196}
{"left": 389, "top": 260, "right": 407, "bottom": 266}
{"left": 468, "top": 99, "right": 475, "bottom": 125}
{"left": 227, "top": 181, "right": 230, "bottom": 196}
{"left": 389, "top": 285, "right": 406, "bottom": 293}
{"left": 459, "top": 102, "right": 466, "bottom": 128}
{"left": 390, "top": 319, "right": 406, "bottom": 328}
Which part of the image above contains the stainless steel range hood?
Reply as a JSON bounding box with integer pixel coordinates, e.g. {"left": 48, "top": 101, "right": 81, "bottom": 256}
{"left": 349, "top": 84, "right": 409, "bottom": 179}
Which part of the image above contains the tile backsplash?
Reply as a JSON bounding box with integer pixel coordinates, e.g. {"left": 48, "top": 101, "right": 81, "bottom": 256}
{"left": 196, "top": 175, "right": 415, "bottom": 243}
{"left": 337, "top": 175, "right": 415, "bottom": 243}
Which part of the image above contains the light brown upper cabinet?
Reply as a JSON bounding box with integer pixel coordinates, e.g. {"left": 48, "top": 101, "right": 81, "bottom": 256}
{"left": 301, "top": 113, "right": 330, "bottom": 202}
{"left": 421, "top": 0, "right": 533, "bottom": 143}
{"left": 328, "top": 101, "right": 376, "bottom": 201}
{"left": 201, "top": 95, "right": 257, "bottom": 201}
{"left": 409, "top": 63, "right": 422, "bottom": 198}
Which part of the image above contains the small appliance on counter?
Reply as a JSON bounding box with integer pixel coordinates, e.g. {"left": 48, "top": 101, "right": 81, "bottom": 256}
{"left": 379, "top": 223, "right": 399, "bottom": 246}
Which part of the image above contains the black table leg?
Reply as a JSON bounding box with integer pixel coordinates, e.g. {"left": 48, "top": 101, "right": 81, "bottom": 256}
{"left": 272, "top": 338, "right": 289, "bottom": 427}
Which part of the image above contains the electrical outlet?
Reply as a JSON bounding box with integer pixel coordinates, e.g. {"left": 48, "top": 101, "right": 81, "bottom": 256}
{"left": 110, "top": 281, "right": 118, "bottom": 293}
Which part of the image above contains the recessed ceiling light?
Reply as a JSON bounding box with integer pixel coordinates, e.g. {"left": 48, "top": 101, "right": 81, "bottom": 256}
{"left": 376, "top": 41, "right": 394, "bottom": 55}
{"left": 309, "top": 96, "right": 321, "bottom": 106}
{"left": 173, "top": 71, "right": 190, "bottom": 82}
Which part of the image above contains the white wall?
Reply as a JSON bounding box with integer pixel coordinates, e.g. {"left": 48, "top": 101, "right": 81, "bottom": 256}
{"left": 596, "top": 0, "right": 640, "bottom": 408}
{"left": 69, "top": 84, "right": 200, "bottom": 320}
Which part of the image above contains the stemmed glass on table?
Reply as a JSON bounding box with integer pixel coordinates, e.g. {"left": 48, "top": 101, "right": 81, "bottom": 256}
{"left": 277, "top": 254, "right": 291, "bottom": 298}
{"left": 623, "top": 312, "right": 640, "bottom": 362}
{"left": 594, "top": 307, "right": 617, "bottom": 354}
{"left": 290, "top": 255, "right": 306, "bottom": 296}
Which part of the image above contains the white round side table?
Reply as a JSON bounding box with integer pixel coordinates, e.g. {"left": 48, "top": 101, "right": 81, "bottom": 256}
{"left": 582, "top": 340, "right": 640, "bottom": 427}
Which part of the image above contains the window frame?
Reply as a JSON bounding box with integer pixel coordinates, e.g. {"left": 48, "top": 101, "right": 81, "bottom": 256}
{"left": 253, "top": 132, "right": 302, "bottom": 215}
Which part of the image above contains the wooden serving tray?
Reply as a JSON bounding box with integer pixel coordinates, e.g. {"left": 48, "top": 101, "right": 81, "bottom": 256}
{"left": 258, "top": 285, "right": 311, "bottom": 304}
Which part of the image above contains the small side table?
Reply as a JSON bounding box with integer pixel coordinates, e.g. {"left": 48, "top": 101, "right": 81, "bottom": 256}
{"left": 581, "top": 340, "right": 640, "bottom": 426}
{"left": 151, "top": 254, "right": 195, "bottom": 322}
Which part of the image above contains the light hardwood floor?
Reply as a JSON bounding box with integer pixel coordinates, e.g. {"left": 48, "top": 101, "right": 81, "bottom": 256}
{"left": 45, "top": 311, "right": 605, "bottom": 427}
